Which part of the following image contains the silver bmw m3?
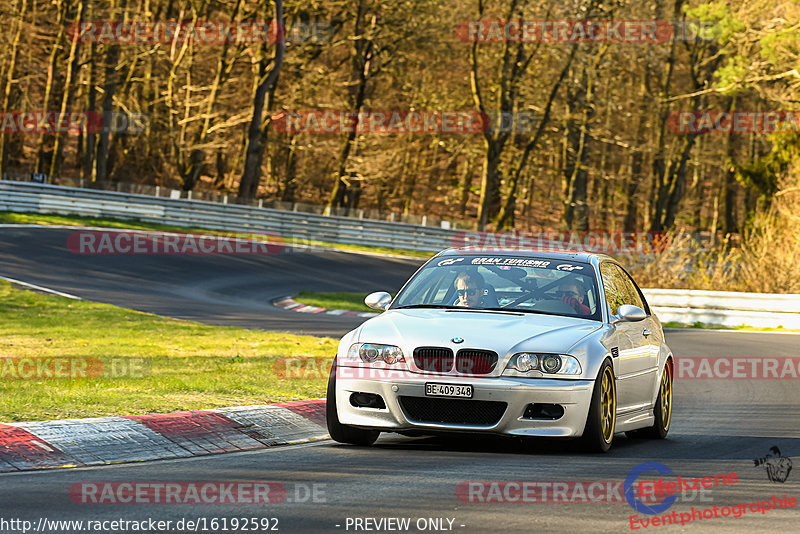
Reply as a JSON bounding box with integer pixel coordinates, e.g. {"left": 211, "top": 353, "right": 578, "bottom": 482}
{"left": 326, "top": 248, "right": 673, "bottom": 452}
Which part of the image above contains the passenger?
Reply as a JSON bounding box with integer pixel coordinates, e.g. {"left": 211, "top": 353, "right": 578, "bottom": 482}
{"left": 454, "top": 271, "right": 488, "bottom": 308}
{"left": 556, "top": 277, "right": 592, "bottom": 315}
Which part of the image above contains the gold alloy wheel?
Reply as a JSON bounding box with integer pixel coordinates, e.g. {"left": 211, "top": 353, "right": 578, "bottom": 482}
{"left": 600, "top": 367, "right": 616, "bottom": 443}
{"left": 660, "top": 365, "right": 672, "bottom": 431}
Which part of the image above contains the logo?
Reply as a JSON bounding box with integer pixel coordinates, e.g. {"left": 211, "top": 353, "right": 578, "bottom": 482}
{"left": 754, "top": 446, "right": 793, "bottom": 483}
{"left": 437, "top": 258, "right": 464, "bottom": 267}
{"left": 625, "top": 462, "right": 677, "bottom": 515}
{"left": 556, "top": 264, "right": 584, "bottom": 272}
{"left": 451, "top": 337, "right": 464, "bottom": 344}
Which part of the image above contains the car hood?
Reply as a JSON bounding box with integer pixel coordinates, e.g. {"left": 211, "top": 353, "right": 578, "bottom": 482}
{"left": 355, "top": 308, "right": 601, "bottom": 356}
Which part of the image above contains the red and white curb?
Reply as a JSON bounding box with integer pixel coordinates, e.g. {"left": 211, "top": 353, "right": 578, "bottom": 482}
{"left": 272, "top": 296, "right": 378, "bottom": 318}
{"left": 0, "top": 400, "right": 327, "bottom": 472}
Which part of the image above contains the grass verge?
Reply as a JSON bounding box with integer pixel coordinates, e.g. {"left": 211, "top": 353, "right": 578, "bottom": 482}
{"left": 662, "top": 321, "right": 800, "bottom": 333}
{"left": 294, "top": 291, "right": 377, "bottom": 313}
{"left": 0, "top": 211, "right": 433, "bottom": 258}
{"left": 0, "top": 280, "right": 336, "bottom": 422}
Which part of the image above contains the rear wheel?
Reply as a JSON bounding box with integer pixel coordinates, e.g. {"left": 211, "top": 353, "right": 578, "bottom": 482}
{"left": 581, "top": 360, "right": 616, "bottom": 453}
{"left": 326, "top": 362, "right": 380, "bottom": 446}
{"left": 626, "top": 362, "right": 672, "bottom": 439}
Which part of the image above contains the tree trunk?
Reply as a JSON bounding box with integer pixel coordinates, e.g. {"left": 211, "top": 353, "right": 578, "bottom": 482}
{"left": 49, "top": 0, "right": 88, "bottom": 180}
{"left": 623, "top": 82, "right": 649, "bottom": 232}
{"left": 279, "top": 135, "right": 298, "bottom": 202}
{"left": 96, "top": 0, "right": 126, "bottom": 182}
{"left": 0, "top": 0, "right": 27, "bottom": 177}
{"left": 238, "top": 0, "right": 285, "bottom": 199}
{"left": 722, "top": 96, "right": 738, "bottom": 235}
{"left": 459, "top": 159, "right": 473, "bottom": 219}
{"left": 649, "top": 0, "right": 684, "bottom": 231}
{"left": 35, "top": 0, "right": 67, "bottom": 176}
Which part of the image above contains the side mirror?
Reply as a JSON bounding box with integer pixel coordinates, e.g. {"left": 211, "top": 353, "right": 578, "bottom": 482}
{"left": 365, "top": 291, "right": 392, "bottom": 311}
{"left": 614, "top": 304, "right": 647, "bottom": 323}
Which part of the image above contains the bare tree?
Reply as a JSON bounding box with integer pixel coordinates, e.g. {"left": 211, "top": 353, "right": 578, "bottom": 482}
{"left": 238, "top": 0, "right": 285, "bottom": 199}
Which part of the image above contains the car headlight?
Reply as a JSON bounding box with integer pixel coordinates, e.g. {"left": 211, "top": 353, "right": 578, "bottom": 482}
{"left": 345, "top": 343, "right": 405, "bottom": 365}
{"left": 503, "top": 353, "right": 582, "bottom": 377}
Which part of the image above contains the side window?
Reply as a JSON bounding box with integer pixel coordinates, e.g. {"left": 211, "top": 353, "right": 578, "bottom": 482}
{"left": 600, "top": 262, "right": 626, "bottom": 316}
{"left": 614, "top": 265, "right": 650, "bottom": 314}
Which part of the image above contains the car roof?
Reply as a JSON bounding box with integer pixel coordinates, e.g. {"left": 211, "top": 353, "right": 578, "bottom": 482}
{"left": 434, "top": 247, "right": 617, "bottom": 265}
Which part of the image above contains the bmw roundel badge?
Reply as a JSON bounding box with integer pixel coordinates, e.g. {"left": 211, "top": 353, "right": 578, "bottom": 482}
{"left": 451, "top": 337, "right": 464, "bottom": 344}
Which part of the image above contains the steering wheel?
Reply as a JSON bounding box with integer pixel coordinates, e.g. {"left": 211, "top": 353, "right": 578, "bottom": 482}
{"left": 501, "top": 276, "right": 567, "bottom": 309}
{"left": 502, "top": 291, "right": 540, "bottom": 308}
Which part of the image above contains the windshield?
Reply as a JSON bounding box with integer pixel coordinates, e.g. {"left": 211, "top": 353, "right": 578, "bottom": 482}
{"left": 392, "top": 255, "right": 601, "bottom": 321}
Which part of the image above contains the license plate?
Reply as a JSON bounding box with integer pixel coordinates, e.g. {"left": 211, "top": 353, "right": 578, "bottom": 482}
{"left": 425, "top": 382, "right": 473, "bottom": 398}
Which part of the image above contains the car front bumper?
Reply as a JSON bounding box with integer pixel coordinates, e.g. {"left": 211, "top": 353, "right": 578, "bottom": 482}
{"left": 335, "top": 367, "right": 595, "bottom": 438}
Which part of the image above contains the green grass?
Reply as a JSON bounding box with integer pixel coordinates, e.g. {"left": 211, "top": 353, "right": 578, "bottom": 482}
{"left": 294, "top": 291, "right": 377, "bottom": 313}
{"left": 662, "top": 321, "right": 800, "bottom": 333}
{"left": 0, "top": 280, "right": 338, "bottom": 422}
{"left": 0, "top": 211, "right": 433, "bottom": 258}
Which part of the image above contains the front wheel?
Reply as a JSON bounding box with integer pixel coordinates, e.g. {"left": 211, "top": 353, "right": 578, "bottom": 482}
{"left": 326, "top": 361, "right": 380, "bottom": 446}
{"left": 581, "top": 360, "right": 616, "bottom": 453}
{"left": 626, "top": 362, "right": 672, "bottom": 439}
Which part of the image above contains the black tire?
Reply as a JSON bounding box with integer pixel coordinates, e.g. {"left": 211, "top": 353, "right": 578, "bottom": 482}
{"left": 326, "top": 361, "right": 380, "bottom": 446}
{"left": 581, "top": 359, "right": 616, "bottom": 453}
{"left": 626, "top": 362, "right": 672, "bottom": 440}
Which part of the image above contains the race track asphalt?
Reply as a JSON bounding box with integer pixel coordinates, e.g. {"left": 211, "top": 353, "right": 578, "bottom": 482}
{"left": 0, "top": 226, "right": 423, "bottom": 336}
{"left": 1, "top": 225, "right": 798, "bottom": 533}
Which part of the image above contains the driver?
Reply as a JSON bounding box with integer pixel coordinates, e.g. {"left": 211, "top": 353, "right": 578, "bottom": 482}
{"left": 556, "top": 277, "right": 591, "bottom": 315}
{"left": 454, "top": 271, "right": 487, "bottom": 308}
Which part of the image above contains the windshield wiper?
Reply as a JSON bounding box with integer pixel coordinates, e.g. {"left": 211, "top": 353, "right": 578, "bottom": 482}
{"left": 395, "top": 304, "right": 460, "bottom": 309}
{"left": 482, "top": 307, "right": 550, "bottom": 315}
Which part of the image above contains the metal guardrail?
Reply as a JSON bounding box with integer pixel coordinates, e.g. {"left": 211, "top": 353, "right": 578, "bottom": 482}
{"left": 2, "top": 180, "right": 800, "bottom": 329}
{"left": 642, "top": 289, "right": 800, "bottom": 330}
{"left": 0, "top": 181, "right": 457, "bottom": 252}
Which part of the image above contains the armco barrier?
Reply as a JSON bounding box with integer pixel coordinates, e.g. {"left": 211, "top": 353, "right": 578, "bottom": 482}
{"left": 2, "top": 181, "right": 800, "bottom": 329}
{"left": 642, "top": 289, "right": 800, "bottom": 330}
{"left": 0, "top": 181, "right": 455, "bottom": 252}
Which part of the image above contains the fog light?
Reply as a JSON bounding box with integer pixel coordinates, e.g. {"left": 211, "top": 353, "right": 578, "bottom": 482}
{"left": 349, "top": 392, "right": 386, "bottom": 409}
{"left": 523, "top": 403, "right": 565, "bottom": 420}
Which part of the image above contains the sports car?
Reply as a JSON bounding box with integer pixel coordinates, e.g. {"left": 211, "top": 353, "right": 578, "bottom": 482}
{"left": 326, "top": 249, "right": 673, "bottom": 452}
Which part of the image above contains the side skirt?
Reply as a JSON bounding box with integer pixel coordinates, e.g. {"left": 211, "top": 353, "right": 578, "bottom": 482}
{"left": 614, "top": 408, "right": 654, "bottom": 432}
